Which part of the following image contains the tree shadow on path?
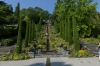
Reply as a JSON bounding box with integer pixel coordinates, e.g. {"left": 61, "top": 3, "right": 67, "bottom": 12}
{"left": 29, "top": 63, "right": 45, "bottom": 66}
{"left": 28, "top": 62, "right": 72, "bottom": 66}
{"left": 51, "top": 62, "right": 73, "bottom": 66}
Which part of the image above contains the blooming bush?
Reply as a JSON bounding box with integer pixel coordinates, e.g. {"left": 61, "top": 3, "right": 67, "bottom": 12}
{"left": 68, "top": 46, "right": 94, "bottom": 58}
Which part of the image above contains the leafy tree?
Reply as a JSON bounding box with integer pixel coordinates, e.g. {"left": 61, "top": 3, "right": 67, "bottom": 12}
{"left": 0, "top": 1, "right": 13, "bottom": 25}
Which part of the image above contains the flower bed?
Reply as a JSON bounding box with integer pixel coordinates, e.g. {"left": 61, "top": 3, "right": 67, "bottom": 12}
{"left": 68, "top": 46, "right": 95, "bottom": 58}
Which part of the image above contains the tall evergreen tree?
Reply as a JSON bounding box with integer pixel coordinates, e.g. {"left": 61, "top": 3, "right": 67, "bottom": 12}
{"left": 16, "top": 3, "right": 22, "bottom": 54}
{"left": 28, "top": 21, "right": 31, "bottom": 43}
{"left": 68, "top": 16, "right": 72, "bottom": 45}
{"left": 15, "top": 2, "right": 20, "bottom": 22}
{"left": 31, "top": 21, "right": 35, "bottom": 41}
{"left": 65, "top": 19, "right": 68, "bottom": 42}
{"left": 72, "top": 16, "right": 80, "bottom": 52}
{"left": 37, "top": 18, "right": 42, "bottom": 33}
{"left": 62, "top": 20, "right": 65, "bottom": 39}
{"left": 16, "top": 16, "right": 22, "bottom": 54}
{"left": 24, "top": 21, "right": 29, "bottom": 48}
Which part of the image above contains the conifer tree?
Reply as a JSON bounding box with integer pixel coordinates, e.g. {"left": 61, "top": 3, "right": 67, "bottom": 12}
{"left": 68, "top": 16, "right": 72, "bottom": 45}
{"left": 65, "top": 19, "right": 68, "bottom": 42}
{"left": 32, "top": 21, "right": 35, "bottom": 41}
{"left": 24, "top": 21, "right": 29, "bottom": 48}
{"left": 28, "top": 21, "right": 31, "bottom": 43}
{"left": 72, "top": 16, "right": 80, "bottom": 51}
{"left": 16, "top": 16, "right": 22, "bottom": 54}
{"left": 37, "top": 18, "right": 42, "bottom": 33}
{"left": 16, "top": 3, "right": 22, "bottom": 54}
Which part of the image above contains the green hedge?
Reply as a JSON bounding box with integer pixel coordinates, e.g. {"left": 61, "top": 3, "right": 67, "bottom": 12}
{"left": 1, "top": 36, "right": 17, "bottom": 46}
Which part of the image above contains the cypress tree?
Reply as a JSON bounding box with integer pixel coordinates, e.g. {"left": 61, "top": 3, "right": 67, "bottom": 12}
{"left": 15, "top": 2, "right": 20, "bottom": 23}
{"left": 38, "top": 18, "right": 42, "bottom": 33}
{"left": 15, "top": 3, "right": 22, "bottom": 54}
{"left": 24, "top": 21, "right": 29, "bottom": 48}
{"left": 16, "top": 15, "right": 22, "bottom": 54}
{"left": 28, "top": 21, "right": 31, "bottom": 43}
{"left": 72, "top": 16, "right": 80, "bottom": 52}
{"left": 33, "top": 22, "right": 36, "bottom": 40}
{"left": 68, "top": 16, "right": 72, "bottom": 45}
{"left": 60, "top": 21, "right": 63, "bottom": 38}
{"left": 65, "top": 19, "right": 68, "bottom": 42}
{"left": 62, "top": 20, "right": 65, "bottom": 39}
{"left": 31, "top": 21, "right": 35, "bottom": 41}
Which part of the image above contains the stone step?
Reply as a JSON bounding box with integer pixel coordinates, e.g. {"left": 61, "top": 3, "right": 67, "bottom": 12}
{"left": 83, "top": 44, "right": 98, "bottom": 56}
{"left": 0, "top": 52, "right": 7, "bottom": 54}
{"left": 28, "top": 51, "right": 68, "bottom": 58}
{"left": 35, "top": 54, "right": 68, "bottom": 58}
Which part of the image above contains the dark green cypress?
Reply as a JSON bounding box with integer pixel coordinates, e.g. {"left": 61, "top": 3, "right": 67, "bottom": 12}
{"left": 60, "top": 21, "right": 62, "bottom": 37}
{"left": 68, "top": 16, "right": 72, "bottom": 45}
{"left": 32, "top": 21, "right": 35, "bottom": 41}
{"left": 28, "top": 21, "right": 31, "bottom": 43}
{"left": 60, "top": 21, "right": 63, "bottom": 38}
{"left": 72, "top": 16, "right": 80, "bottom": 52}
{"left": 33, "top": 22, "right": 36, "bottom": 40}
{"left": 62, "top": 20, "right": 65, "bottom": 39}
{"left": 38, "top": 18, "right": 42, "bottom": 33}
{"left": 16, "top": 16, "right": 22, "bottom": 54}
{"left": 24, "top": 21, "right": 29, "bottom": 48}
{"left": 15, "top": 2, "right": 20, "bottom": 22}
{"left": 65, "top": 19, "right": 68, "bottom": 42}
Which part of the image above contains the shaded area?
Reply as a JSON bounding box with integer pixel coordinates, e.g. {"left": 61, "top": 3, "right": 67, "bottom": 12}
{"left": 40, "top": 50, "right": 58, "bottom": 54}
{"left": 29, "top": 63, "right": 45, "bottom": 66}
{"left": 46, "top": 58, "right": 51, "bottom": 66}
{"left": 51, "top": 62, "right": 72, "bottom": 66}
{"left": 28, "top": 62, "right": 72, "bottom": 66}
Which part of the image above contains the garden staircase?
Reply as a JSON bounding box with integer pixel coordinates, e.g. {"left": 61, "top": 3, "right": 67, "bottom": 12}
{"left": 0, "top": 45, "right": 15, "bottom": 57}
{"left": 28, "top": 48, "right": 69, "bottom": 58}
{"left": 83, "top": 43, "right": 99, "bottom": 57}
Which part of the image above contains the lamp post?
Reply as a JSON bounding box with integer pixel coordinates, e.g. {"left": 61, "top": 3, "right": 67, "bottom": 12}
{"left": 46, "top": 20, "right": 50, "bottom": 51}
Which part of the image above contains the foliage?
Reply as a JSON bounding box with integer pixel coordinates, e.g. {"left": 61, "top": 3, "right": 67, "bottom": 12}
{"left": 0, "top": 1, "right": 13, "bottom": 25}
{"left": 0, "top": 50, "right": 32, "bottom": 61}
{"left": 81, "top": 38, "right": 100, "bottom": 44}
{"left": 53, "top": 0, "right": 98, "bottom": 38}
{"left": 68, "top": 46, "right": 94, "bottom": 58}
{"left": 1, "top": 36, "right": 17, "bottom": 46}
{"left": 50, "top": 26, "right": 69, "bottom": 50}
{"left": 20, "top": 7, "right": 50, "bottom": 24}
{"left": 22, "top": 44, "right": 34, "bottom": 52}
{"left": 0, "top": 26, "right": 17, "bottom": 39}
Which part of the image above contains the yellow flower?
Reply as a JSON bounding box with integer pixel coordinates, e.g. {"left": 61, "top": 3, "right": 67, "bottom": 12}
{"left": 79, "top": 50, "right": 84, "bottom": 54}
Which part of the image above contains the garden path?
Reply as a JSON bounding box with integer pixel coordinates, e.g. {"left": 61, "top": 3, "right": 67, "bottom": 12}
{"left": 0, "top": 45, "right": 15, "bottom": 57}
{"left": 0, "top": 57, "right": 100, "bottom": 66}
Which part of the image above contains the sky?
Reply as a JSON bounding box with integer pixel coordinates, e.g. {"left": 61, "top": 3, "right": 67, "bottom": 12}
{"left": 1, "top": 0, "right": 100, "bottom": 14}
